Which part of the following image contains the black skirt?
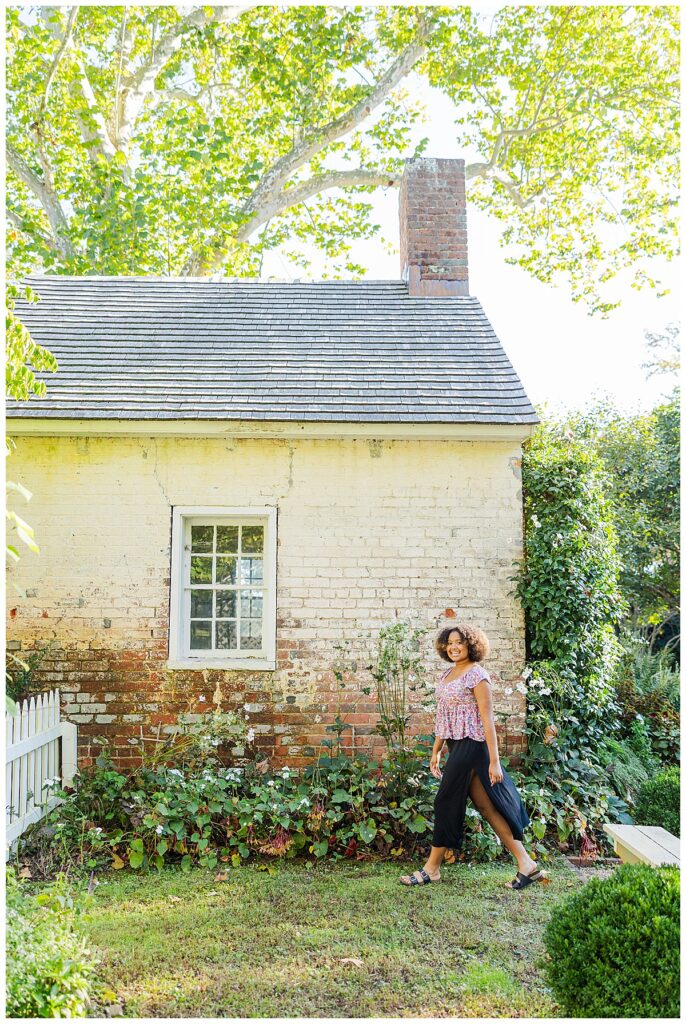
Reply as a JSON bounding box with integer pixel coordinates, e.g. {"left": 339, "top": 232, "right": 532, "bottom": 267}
{"left": 432, "top": 737, "right": 530, "bottom": 849}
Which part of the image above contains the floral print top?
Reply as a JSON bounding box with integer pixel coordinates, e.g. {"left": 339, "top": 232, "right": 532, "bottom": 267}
{"left": 435, "top": 664, "right": 490, "bottom": 741}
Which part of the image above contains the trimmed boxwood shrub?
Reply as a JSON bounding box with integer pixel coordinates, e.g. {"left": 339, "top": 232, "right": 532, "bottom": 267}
{"left": 634, "top": 765, "right": 680, "bottom": 836}
{"left": 543, "top": 863, "right": 680, "bottom": 1018}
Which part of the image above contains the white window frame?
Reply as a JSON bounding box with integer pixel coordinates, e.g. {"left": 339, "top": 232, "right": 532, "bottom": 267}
{"left": 168, "top": 506, "right": 277, "bottom": 670}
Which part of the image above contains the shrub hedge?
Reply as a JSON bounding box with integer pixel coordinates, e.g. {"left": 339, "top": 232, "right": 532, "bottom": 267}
{"left": 634, "top": 765, "right": 680, "bottom": 837}
{"left": 543, "top": 863, "right": 680, "bottom": 1018}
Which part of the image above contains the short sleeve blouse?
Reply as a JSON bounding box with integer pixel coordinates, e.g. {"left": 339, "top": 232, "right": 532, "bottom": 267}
{"left": 435, "top": 663, "right": 490, "bottom": 741}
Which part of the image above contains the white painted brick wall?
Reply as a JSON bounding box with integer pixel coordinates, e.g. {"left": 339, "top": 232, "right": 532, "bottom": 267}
{"left": 6, "top": 433, "right": 528, "bottom": 763}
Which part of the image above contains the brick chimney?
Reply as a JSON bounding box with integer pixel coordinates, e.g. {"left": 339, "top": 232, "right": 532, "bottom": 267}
{"left": 399, "top": 157, "right": 469, "bottom": 297}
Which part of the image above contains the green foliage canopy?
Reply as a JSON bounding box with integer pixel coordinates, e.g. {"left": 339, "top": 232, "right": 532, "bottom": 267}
{"left": 570, "top": 391, "right": 680, "bottom": 633}
{"left": 6, "top": 5, "right": 679, "bottom": 310}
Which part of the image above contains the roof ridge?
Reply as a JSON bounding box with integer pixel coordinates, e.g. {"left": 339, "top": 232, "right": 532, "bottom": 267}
{"left": 22, "top": 274, "right": 481, "bottom": 295}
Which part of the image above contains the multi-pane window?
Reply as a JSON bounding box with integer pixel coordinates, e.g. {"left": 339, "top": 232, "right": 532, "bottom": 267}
{"left": 188, "top": 523, "right": 264, "bottom": 652}
{"left": 169, "top": 508, "right": 276, "bottom": 668}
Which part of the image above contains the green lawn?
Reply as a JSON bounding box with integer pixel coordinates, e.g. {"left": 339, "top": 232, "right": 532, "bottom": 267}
{"left": 84, "top": 857, "right": 591, "bottom": 1018}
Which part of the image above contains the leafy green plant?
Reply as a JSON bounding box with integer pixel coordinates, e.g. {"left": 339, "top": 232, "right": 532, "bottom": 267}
{"left": 511, "top": 663, "right": 631, "bottom": 856}
{"left": 6, "top": 283, "right": 58, "bottom": 403}
{"left": 126, "top": 679, "right": 251, "bottom": 772}
{"left": 631, "top": 649, "right": 680, "bottom": 706}
{"left": 543, "top": 864, "right": 680, "bottom": 1017}
{"left": 22, "top": 745, "right": 444, "bottom": 872}
{"left": 597, "top": 738, "right": 653, "bottom": 807}
{"left": 514, "top": 419, "right": 626, "bottom": 702}
{"left": 634, "top": 765, "right": 680, "bottom": 837}
{"left": 5, "top": 869, "right": 98, "bottom": 1018}
{"left": 366, "top": 619, "right": 431, "bottom": 753}
{"left": 5, "top": 646, "right": 47, "bottom": 703}
{"left": 624, "top": 716, "right": 662, "bottom": 773}
{"left": 6, "top": 283, "right": 56, "bottom": 564}
{"left": 614, "top": 673, "right": 680, "bottom": 765}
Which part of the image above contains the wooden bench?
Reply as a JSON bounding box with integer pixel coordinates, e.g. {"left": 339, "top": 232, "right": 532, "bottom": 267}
{"left": 603, "top": 824, "right": 680, "bottom": 867}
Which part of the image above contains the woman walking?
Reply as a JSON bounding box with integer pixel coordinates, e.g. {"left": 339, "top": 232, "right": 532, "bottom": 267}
{"left": 400, "top": 624, "right": 544, "bottom": 890}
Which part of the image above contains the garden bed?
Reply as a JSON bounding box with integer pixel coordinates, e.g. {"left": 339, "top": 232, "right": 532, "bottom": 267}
{"left": 81, "top": 857, "right": 593, "bottom": 1018}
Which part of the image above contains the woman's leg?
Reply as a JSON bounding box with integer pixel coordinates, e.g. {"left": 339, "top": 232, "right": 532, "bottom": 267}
{"left": 400, "top": 741, "right": 472, "bottom": 885}
{"left": 468, "top": 773, "right": 537, "bottom": 876}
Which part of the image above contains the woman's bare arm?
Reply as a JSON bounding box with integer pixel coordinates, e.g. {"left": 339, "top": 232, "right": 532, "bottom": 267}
{"left": 474, "top": 679, "right": 504, "bottom": 783}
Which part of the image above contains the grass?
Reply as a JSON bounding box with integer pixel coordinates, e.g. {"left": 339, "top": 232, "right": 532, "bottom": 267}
{"left": 82, "top": 856, "right": 591, "bottom": 1018}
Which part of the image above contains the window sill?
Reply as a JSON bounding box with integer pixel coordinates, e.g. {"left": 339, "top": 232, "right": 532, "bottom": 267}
{"left": 166, "top": 658, "right": 276, "bottom": 672}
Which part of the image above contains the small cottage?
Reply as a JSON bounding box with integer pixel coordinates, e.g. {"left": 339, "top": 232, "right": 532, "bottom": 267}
{"left": 6, "top": 158, "right": 538, "bottom": 768}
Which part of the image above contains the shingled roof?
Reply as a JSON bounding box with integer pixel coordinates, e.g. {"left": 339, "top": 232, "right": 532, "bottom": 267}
{"left": 8, "top": 276, "right": 538, "bottom": 426}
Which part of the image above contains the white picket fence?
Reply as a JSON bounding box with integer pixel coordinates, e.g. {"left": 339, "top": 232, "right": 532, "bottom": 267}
{"left": 5, "top": 690, "right": 78, "bottom": 859}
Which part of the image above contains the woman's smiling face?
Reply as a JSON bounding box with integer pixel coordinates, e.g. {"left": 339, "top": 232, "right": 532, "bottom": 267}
{"left": 446, "top": 631, "right": 468, "bottom": 662}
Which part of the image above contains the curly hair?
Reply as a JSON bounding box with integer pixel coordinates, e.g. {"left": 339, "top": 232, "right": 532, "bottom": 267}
{"left": 435, "top": 624, "right": 490, "bottom": 664}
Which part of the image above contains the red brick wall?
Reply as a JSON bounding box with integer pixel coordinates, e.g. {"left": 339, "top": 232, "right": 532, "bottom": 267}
{"left": 9, "top": 637, "right": 526, "bottom": 771}
{"left": 399, "top": 157, "right": 469, "bottom": 296}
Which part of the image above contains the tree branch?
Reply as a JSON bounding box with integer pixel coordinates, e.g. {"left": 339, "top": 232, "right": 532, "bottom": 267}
{"left": 183, "top": 168, "right": 403, "bottom": 275}
{"left": 465, "top": 100, "right": 570, "bottom": 211}
{"left": 241, "top": 12, "right": 438, "bottom": 222}
{"left": 6, "top": 143, "right": 73, "bottom": 258}
{"left": 119, "top": 5, "right": 255, "bottom": 146}
{"left": 113, "top": 8, "right": 129, "bottom": 147}
{"left": 146, "top": 85, "right": 211, "bottom": 112}
{"left": 235, "top": 168, "right": 403, "bottom": 241}
{"left": 38, "top": 5, "right": 79, "bottom": 120}
{"left": 39, "top": 6, "right": 117, "bottom": 162}
{"left": 183, "top": 12, "right": 439, "bottom": 274}
{"left": 7, "top": 206, "right": 62, "bottom": 255}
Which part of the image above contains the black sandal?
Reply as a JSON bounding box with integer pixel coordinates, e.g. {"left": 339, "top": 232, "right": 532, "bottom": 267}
{"left": 400, "top": 868, "right": 436, "bottom": 886}
{"left": 507, "top": 868, "right": 547, "bottom": 890}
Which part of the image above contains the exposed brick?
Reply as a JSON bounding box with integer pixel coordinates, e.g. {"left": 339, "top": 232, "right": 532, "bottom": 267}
{"left": 399, "top": 158, "right": 469, "bottom": 296}
{"left": 8, "top": 433, "right": 527, "bottom": 767}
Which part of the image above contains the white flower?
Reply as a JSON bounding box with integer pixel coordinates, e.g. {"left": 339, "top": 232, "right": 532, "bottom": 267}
{"left": 299, "top": 798, "right": 310, "bottom": 808}
{"left": 504, "top": 687, "right": 513, "bottom": 696}
{"left": 515, "top": 682, "right": 528, "bottom": 695}
{"left": 521, "top": 666, "right": 533, "bottom": 680}
{"left": 168, "top": 768, "right": 184, "bottom": 778}
{"left": 408, "top": 674, "right": 416, "bottom": 682}
{"left": 531, "top": 677, "right": 544, "bottom": 689}
{"left": 246, "top": 728, "right": 255, "bottom": 743}
{"left": 540, "top": 687, "right": 552, "bottom": 696}
{"left": 198, "top": 695, "right": 206, "bottom": 703}
{"left": 531, "top": 514, "right": 541, "bottom": 529}
{"left": 211, "top": 738, "right": 220, "bottom": 746}
{"left": 267, "top": 780, "right": 275, "bottom": 787}
{"left": 155, "top": 824, "right": 165, "bottom": 835}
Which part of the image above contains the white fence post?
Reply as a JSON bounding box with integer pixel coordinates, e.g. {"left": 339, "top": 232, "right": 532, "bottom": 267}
{"left": 61, "top": 722, "right": 78, "bottom": 788}
{"left": 5, "top": 689, "right": 79, "bottom": 859}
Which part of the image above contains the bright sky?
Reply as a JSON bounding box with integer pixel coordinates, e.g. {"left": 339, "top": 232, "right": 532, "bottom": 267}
{"left": 262, "top": 70, "right": 680, "bottom": 416}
